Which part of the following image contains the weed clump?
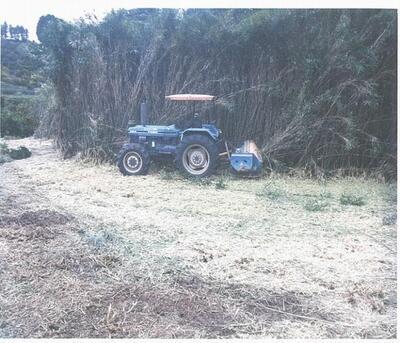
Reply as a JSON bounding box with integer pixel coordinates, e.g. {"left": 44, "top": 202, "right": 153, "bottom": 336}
{"left": 304, "top": 199, "right": 329, "bottom": 212}
{"left": 79, "top": 228, "right": 121, "bottom": 250}
{"left": 159, "top": 169, "right": 175, "bottom": 180}
{"left": 215, "top": 177, "right": 227, "bottom": 190}
{"left": 186, "top": 176, "right": 212, "bottom": 187}
{"left": 340, "top": 193, "right": 366, "bottom": 206}
{"left": 319, "top": 190, "right": 333, "bottom": 199}
{"left": 382, "top": 212, "right": 396, "bottom": 226}
{"left": 257, "top": 184, "right": 285, "bottom": 200}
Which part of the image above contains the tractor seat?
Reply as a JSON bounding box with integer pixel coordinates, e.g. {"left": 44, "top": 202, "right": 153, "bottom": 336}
{"left": 174, "top": 116, "right": 202, "bottom": 130}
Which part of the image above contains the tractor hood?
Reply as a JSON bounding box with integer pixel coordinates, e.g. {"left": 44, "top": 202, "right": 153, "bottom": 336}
{"left": 128, "top": 124, "right": 220, "bottom": 140}
{"left": 129, "top": 125, "right": 180, "bottom": 136}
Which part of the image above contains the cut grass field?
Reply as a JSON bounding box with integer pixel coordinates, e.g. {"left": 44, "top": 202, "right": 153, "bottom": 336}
{"left": 0, "top": 137, "right": 397, "bottom": 338}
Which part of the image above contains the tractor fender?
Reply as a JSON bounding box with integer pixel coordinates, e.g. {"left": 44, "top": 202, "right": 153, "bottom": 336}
{"left": 181, "top": 128, "right": 219, "bottom": 142}
{"left": 120, "top": 142, "right": 147, "bottom": 151}
{"left": 117, "top": 142, "right": 149, "bottom": 161}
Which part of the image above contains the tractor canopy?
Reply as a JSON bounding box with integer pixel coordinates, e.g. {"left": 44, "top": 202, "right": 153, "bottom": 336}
{"left": 165, "top": 94, "right": 217, "bottom": 129}
{"left": 165, "top": 94, "right": 215, "bottom": 101}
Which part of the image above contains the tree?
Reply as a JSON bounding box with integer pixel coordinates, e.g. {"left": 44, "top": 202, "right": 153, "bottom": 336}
{"left": 23, "top": 28, "right": 29, "bottom": 41}
{"left": 8, "top": 25, "right": 14, "bottom": 39}
{"left": 4, "top": 24, "right": 29, "bottom": 41}
{"left": 1, "top": 21, "right": 8, "bottom": 39}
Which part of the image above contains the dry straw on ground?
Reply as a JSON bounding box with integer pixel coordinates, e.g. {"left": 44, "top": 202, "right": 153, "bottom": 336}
{"left": 0, "top": 137, "right": 396, "bottom": 338}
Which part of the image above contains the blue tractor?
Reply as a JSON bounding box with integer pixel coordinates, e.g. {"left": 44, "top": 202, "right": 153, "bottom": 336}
{"left": 117, "top": 94, "right": 263, "bottom": 177}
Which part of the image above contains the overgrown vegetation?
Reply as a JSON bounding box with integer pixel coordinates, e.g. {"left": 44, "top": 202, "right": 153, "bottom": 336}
{"left": 1, "top": 96, "right": 38, "bottom": 137}
{"left": 35, "top": 9, "right": 397, "bottom": 178}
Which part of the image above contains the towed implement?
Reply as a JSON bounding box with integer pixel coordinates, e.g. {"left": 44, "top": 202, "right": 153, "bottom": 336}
{"left": 117, "top": 94, "right": 263, "bottom": 177}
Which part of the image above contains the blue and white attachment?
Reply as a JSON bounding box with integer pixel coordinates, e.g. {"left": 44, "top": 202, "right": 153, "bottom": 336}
{"left": 230, "top": 140, "right": 263, "bottom": 174}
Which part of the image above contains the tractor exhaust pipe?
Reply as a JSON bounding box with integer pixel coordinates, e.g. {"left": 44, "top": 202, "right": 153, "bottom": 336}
{"left": 140, "top": 101, "right": 148, "bottom": 126}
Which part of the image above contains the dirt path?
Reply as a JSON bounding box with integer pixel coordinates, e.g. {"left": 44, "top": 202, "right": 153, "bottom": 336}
{"left": 0, "top": 137, "right": 397, "bottom": 338}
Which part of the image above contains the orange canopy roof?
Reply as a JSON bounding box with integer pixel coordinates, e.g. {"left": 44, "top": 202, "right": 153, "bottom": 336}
{"left": 165, "top": 94, "right": 215, "bottom": 101}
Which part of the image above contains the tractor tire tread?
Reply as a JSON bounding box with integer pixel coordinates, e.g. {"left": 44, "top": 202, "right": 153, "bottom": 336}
{"left": 117, "top": 143, "right": 150, "bottom": 176}
{"left": 176, "top": 134, "right": 219, "bottom": 177}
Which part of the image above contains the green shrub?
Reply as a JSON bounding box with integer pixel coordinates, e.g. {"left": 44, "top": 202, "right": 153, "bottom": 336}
{"left": 340, "top": 193, "right": 366, "bottom": 206}
{"left": 0, "top": 142, "right": 31, "bottom": 163}
{"left": 1, "top": 96, "right": 38, "bottom": 137}
{"left": 8, "top": 146, "right": 31, "bottom": 159}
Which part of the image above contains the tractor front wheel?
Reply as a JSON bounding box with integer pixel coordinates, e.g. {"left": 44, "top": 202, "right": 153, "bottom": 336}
{"left": 176, "top": 135, "right": 218, "bottom": 177}
{"left": 117, "top": 144, "right": 150, "bottom": 176}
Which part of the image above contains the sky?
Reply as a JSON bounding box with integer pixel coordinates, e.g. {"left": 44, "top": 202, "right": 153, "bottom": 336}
{"left": 0, "top": 0, "right": 397, "bottom": 41}
{"left": 0, "top": 0, "right": 146, "bottom": 41}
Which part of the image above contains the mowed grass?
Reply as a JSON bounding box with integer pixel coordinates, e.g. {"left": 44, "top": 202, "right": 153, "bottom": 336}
{"left": 0, "top": 137, "right": 397, "bottom": 339}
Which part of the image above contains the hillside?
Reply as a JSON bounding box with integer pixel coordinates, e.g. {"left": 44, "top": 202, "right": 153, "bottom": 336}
{"left": 1, "top": 38, "right": 45, "bottom": 137}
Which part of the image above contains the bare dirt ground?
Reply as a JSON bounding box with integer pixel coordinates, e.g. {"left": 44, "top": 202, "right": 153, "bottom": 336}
{"left": 0, "top": 137, "right": 397, "bottom": 338}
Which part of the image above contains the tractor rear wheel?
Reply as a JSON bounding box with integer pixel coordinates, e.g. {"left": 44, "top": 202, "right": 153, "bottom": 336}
{"left": 176, "top": 135, "right": 218, "bottom": 177}
{"left": 117, "top": 143, "right": 150, "bottom": 176}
